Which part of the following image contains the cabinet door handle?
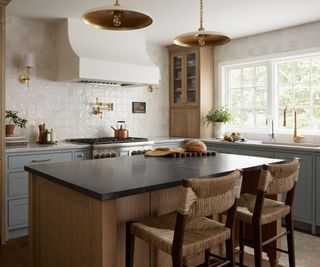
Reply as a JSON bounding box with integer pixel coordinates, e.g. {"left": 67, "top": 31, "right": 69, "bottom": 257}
{"left": 31, "top": 159, "right": 52, "bottom": 163}
{"left": 77, "top": 154, "right": 85, "bottom": 158}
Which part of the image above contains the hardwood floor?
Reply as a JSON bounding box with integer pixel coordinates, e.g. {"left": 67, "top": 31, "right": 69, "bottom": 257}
{"left": 0, "top": 236, "right": 28, "bottom": 267}
{"left": 0, "top": 236, "right": 273, "bottom": 267}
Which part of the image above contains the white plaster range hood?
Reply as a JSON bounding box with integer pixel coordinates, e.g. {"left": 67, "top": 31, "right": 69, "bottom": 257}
{"left": 56, "top": 19, "right": 160, "bottom": 87}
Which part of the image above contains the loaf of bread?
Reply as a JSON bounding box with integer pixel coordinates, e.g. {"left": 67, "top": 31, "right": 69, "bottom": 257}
{"left": 185, "top": 139, "right": 207, "bottom": 153}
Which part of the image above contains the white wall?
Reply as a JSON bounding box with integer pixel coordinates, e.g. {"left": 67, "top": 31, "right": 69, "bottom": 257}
{"left": 5, "top": 16, "right": 169, "bottom": 141}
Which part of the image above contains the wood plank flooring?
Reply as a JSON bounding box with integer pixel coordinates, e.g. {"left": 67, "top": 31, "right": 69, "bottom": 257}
{"left": 0, "top": 236, "right": 273, "bottom": 267}
{"left": 0, "top": 236, "right": 28, "bottom": 267}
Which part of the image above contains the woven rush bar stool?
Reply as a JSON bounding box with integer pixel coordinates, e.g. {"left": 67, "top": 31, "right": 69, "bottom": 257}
{"left": 236, "top": 158, "right": 300, "bottom": 267}
{"left": 126, "top": 170, "right": 243, "bottom": 267}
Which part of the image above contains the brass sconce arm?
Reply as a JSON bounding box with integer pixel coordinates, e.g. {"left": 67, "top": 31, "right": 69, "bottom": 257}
{"left": 19, "top": 66, "right": 32, "bottom": 87}
{"left": 19, "top": 53, "right": 34, "bottom": 87}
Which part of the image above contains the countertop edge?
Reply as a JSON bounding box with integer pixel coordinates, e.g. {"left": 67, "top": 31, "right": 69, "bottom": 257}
{"left": 24, "top": 159, "right": 280, "bottom": 201}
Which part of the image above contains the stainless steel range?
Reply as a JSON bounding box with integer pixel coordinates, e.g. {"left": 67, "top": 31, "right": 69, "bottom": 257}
{"left": 67, "top": 137, "right": 154, "bottom": 159}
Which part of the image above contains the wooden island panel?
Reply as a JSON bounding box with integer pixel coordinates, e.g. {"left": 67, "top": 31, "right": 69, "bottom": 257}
{"left": 116, "top": 193, "right": 150, "bottom": 267}
{"left": 29, "top": 174, "right": 117, "bottom": 267}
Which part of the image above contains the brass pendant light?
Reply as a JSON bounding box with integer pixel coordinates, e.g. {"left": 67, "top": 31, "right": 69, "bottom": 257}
{"left": 174, "top": 0, "right": 230, "bottom": 47}
{"left": 82, "top": 0, "right": 153, "bottom": 30}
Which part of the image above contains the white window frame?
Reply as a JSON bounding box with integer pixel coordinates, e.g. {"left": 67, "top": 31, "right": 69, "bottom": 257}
{"left": 224, "top": 61, "right": 271, "bottom": 132}
{"left": 220, "top": 52, "right": 320, "bottom": 135}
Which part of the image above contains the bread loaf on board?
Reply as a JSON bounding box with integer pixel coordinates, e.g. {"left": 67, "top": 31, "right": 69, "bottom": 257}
{"left": 185, "top": 139, "right": 207, "bottom": 153}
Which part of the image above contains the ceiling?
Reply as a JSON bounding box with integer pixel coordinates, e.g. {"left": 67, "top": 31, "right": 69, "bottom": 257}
{"left": 7, "top": 0, "right": 320, "bottom": 45}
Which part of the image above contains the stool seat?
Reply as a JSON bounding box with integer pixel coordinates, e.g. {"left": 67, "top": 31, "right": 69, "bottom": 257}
{"left": 237, "top": 193, "right": 290, "bottom": 225}
{"left": 126, "top": 170, "right": 243, "bottom": 267}
{"left": 131, "top": 212, "right": 230, "bottom": 257}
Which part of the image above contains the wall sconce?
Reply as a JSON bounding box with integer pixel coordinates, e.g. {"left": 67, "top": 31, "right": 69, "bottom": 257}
{"left": 19, "top": 53, "right": 35, "bottom": 87}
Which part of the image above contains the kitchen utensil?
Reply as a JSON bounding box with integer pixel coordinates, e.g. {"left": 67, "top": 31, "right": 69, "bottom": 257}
{"left": 111, "top": 121, "right": 129, "bottom": 139}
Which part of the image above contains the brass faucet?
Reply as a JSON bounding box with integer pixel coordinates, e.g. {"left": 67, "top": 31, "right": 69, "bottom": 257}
{"left": 283, "top": 106, "right": 304, "bottom": 143}
{"left": 93, "top": 98, "right": 114, "bottom": 119}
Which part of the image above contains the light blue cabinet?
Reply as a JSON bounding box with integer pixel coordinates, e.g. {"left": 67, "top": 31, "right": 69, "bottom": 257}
{"left": 6, "top": 147, "right": 91, "bottom": 240}
{"left": 203, "top": 141, "right": 317, "bottom": 234}
{"left": 274, "top": 151, "right": 313, "bottom": 226}
{"left": 237, "top": 148, "right": 274, "bottom": 158}
{"left": 316, "top": 155, "right": 320, "bottom": 232}
{"left": 206, "top": 143, "right": 239, "bottom": 154}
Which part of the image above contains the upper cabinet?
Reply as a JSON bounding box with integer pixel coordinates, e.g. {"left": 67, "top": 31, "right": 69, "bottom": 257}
{"left": 168, "top": 45, "right": 214, "bottom": 138}
{"left": 171, "top": 50, "right": 199, "bottom": 107}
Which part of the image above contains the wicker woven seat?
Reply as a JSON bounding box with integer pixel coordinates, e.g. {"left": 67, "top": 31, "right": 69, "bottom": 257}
{"left": 126, "top": 170, "right": 243, "bottom": 267}
{"left": 131, "top": 212, "right": 230, "bottom": 257}
{"left": 236, "top": 158, "right": 300, "bottom": 267}
{"left": 237, "top": 193, "right": 290, "bottom": 225}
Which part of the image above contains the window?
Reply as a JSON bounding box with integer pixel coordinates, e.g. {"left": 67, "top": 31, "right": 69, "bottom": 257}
{"left": 224, "top": 53, "right": 320, "bottom": 133}
{"left": 226, "top": 63, "right": 268, "bottom": 129}
{"left": 276, "top": 57, "right": 320, "bottom": 130}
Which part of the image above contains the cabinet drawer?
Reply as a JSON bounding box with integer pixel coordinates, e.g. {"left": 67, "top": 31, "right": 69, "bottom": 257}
{"left": 74, "top": 150, "right": 90, "bottom": 161}
{"left": 8, "top": 199, "right": 28, "bottom": 228}
{"left": 8, "top": 151, "right": 73, "bottom": 170}
{"left": 8, "top": 172, "right": 28, "bottom": 198}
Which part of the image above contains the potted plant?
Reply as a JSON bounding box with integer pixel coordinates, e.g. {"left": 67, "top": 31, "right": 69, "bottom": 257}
{"left": 5, "top": 110, "right": 28, "bottom": 137}
{"left": 204, "top": 106, "right": 232, "bottom": 139}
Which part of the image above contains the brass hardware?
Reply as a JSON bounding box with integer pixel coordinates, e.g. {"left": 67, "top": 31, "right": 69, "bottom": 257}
{"left": 19, "top": 67, "right": 31, "bottom": 86}
{"left": 82, "top": 0, "right": 153, "bottom": 31}
{"left": 283, "top": 106, "right": 304, "bottom": 143}
{"left": 173, "top": 0, "right": 230, "bottom": 47}
{"left": 93, "top": 98, "right": 114, "bottom": 119}
{"left": 147, "top": 85, "right": 157, "bottom": 93}
{"left": 19, "top": 53, "right": 34, "bottom": 87}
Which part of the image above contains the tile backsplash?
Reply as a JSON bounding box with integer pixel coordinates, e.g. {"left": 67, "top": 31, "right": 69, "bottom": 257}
{"left": 5, "top": 16, "right": 169, "bottom": 141}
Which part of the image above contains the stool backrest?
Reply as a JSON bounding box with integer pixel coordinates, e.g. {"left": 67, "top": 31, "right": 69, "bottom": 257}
{"left": 177, "top": 170, "right": 242, "bottom": 217}
{"left": 258, "top": 158, "right": 300, "bottom": 195}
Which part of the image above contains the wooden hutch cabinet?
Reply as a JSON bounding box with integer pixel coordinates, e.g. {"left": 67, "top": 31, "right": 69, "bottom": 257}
{"left": 168, "top": 45, "right": 214, "bottom": 138}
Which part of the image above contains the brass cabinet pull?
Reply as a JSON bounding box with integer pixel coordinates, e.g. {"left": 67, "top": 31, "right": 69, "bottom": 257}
{"left": 31, "top": 159, "right": 52, "bottom": 163}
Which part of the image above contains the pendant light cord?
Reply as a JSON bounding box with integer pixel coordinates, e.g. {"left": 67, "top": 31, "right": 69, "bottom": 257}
{"left": 114, "top": 0, "right": 120, "bottom": 6}
{"left": 199, "top": 0, "right": 204, "bottom": 31}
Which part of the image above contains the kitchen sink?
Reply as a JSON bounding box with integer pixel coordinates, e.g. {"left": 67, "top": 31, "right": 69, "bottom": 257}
{"left": 262, "top": 140, "right": 320, "bottom": 148}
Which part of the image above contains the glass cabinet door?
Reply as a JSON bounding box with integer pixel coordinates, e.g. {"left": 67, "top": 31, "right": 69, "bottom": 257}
{"left": 186, "top": 53, "right": 197, "bottom": 104}
{"left": 173, "top": 55, "right": 183, "bottom": 104}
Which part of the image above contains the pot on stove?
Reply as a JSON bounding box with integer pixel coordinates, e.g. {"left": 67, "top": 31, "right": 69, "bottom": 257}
{"left": 111, "top": 121, "right": 129, "bottom": 139}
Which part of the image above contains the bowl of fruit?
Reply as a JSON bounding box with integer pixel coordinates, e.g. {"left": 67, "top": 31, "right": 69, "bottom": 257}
{"left": 223, "top": 132, "right": 244, "bottom": 142}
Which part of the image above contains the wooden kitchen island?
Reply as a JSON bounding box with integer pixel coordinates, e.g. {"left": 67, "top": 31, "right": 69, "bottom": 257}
{"left": 25, "top": 153, "right": 284, "bottom": 267}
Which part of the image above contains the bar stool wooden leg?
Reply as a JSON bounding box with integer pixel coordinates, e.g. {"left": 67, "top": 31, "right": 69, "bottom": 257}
{"left": 253, "top": 222, "right": 262, "bottom": 267}
{"left": 205, "top": 249, "right": 210, "bottom": 267}
{"left": 226, "top": 237, "right": 235, "bottom": 267}
{"left": 285, "top": 213, "right": 296, "bottom": 267}
{"left": 126, "top": 222, "right": 135, "bottom": 267}
{"left": 239, "top": 221, "right": 244, "bottom": 265}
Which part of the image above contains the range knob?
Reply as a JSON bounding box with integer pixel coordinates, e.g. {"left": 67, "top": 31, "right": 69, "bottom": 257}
{"left": 111, "top": 152, "right": 117, "bottom": 157}
{"left": 94, "top": 154, "right": 101, "bottom": 159}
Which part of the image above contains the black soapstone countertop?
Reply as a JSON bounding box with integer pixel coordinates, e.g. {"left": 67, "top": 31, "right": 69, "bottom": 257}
{"left": 24, "top": 153, "right": 283, "bottom": 201}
